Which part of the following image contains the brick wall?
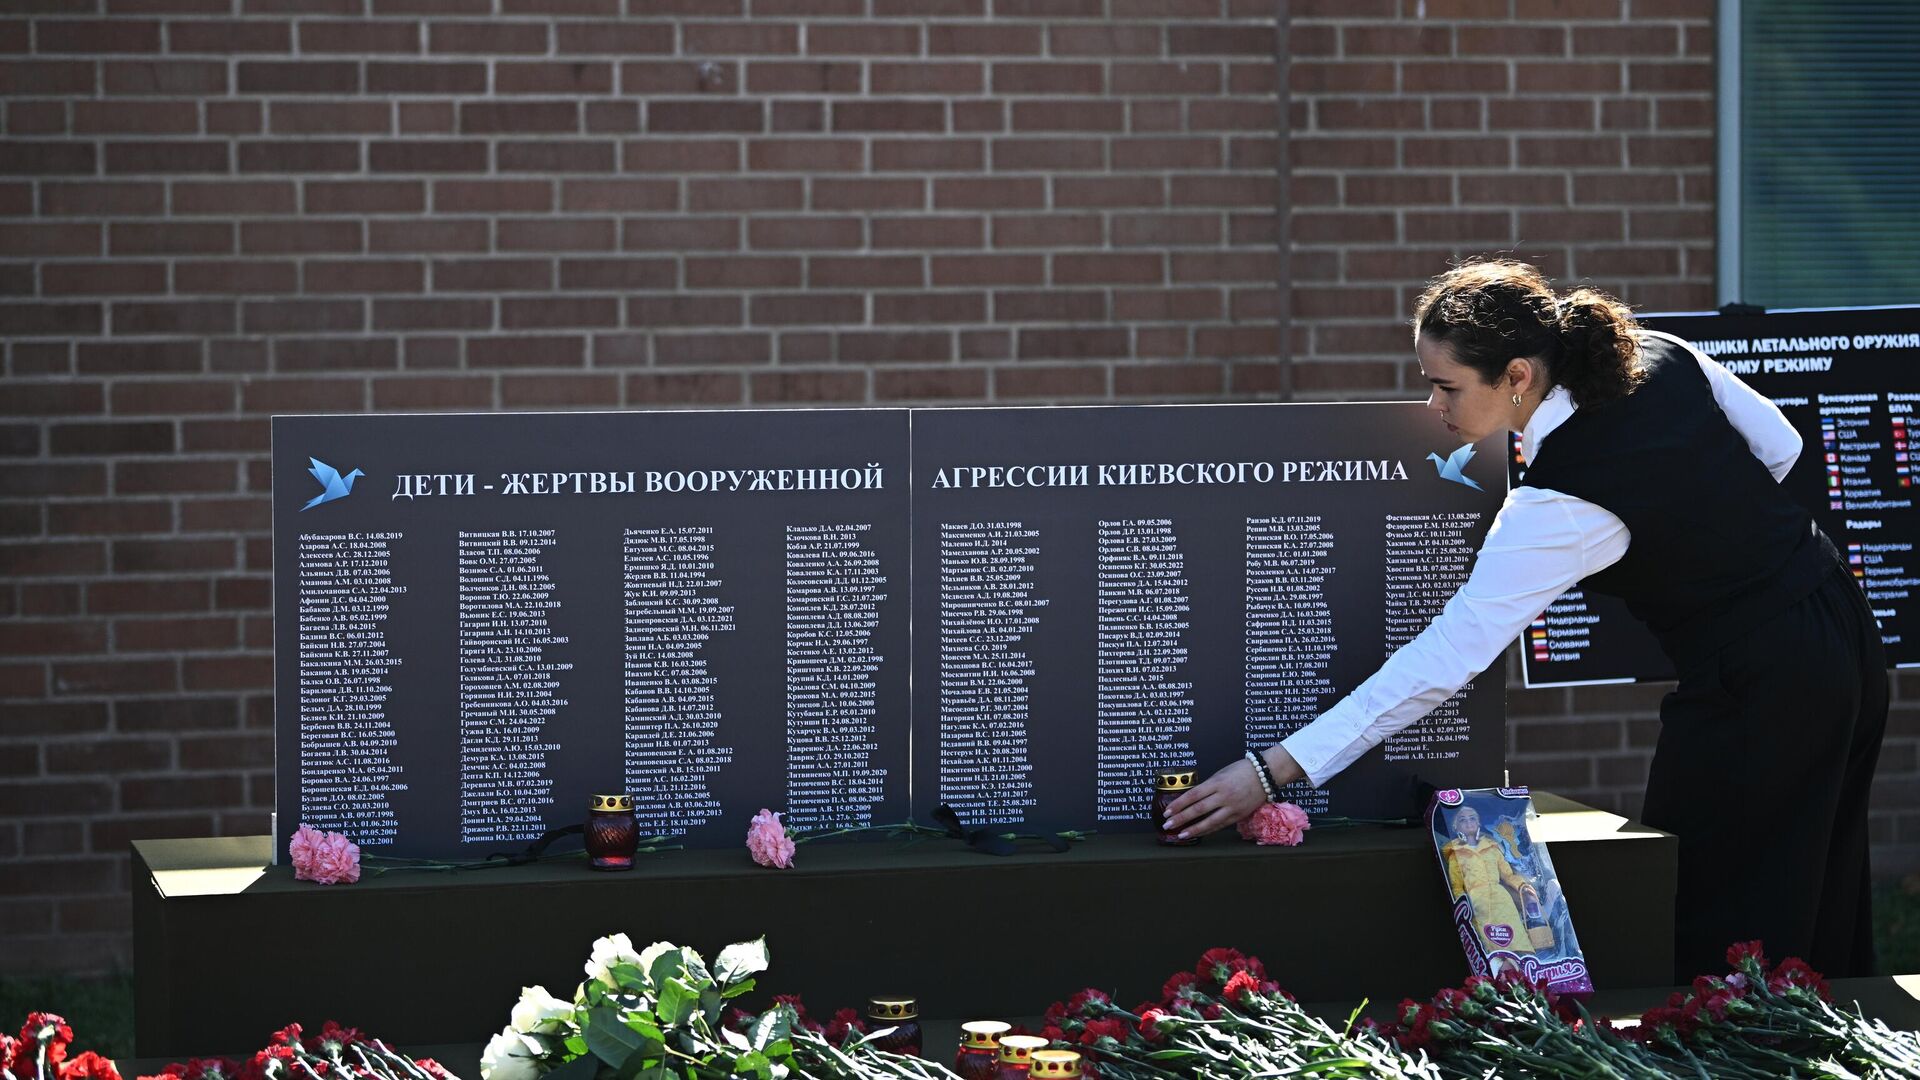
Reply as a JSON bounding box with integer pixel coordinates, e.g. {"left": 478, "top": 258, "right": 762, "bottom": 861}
{"left": 3, "top": 0, "right": 1912, "bottom": 976}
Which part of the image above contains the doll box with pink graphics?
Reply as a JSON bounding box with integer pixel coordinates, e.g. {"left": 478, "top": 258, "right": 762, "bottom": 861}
{"left": 1426, "top": 786, "right": 1594, "bottom": 995}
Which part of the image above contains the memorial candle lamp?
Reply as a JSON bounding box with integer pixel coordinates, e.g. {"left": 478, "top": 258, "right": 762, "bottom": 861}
{"left": 991, "top": 1035, "right": 1049, "bottom": 1080}
{"left": 954, "top": 1021, "right": 1011, "bottom": 1080}
{"left": 1029, "top": 1050, "right": 1082, "bottom": 1080}
{"left": 864, "top": 996, "right": 921, "bottom": 1057}
{"left": 585, "top": 793, "right": 639, "bottom": 870}
{"left": 1153, "top": 770, "right": 1200, "bottom": 846}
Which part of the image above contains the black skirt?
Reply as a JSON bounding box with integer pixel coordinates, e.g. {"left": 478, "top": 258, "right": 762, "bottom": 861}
{"left": 1639, "top": 553, "right": 1889, "bottom": 982}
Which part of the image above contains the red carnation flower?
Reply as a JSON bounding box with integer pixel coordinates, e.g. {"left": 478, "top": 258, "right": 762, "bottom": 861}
{"left": 1076, "top": 1018, "right": 1128, "bottom": 1049}
{"left": 1043, "top": 1001, "right": 1068, "bottom": 1028}
{"left": 1725, "top": 940, "right": 1767, "bottom": 971}
{"left": 1065, "top": 988, "right": 1111, "bottom": 1019}
{"left": 1221, "top": 970, "right": 1260, "bottom": 1005}
{"left": 20, "top": 1014, "right": 75, "bottom": 1070}
{"left": 268, "top": 1026, "right": 301, "bottom": 1050}
{"left": 1038, "top": 1025, "right": 1065, "bottom": 1046}
{"left": 1195, "top": 947, "right": 1245, "bottom": 979}
{"left": 1137, "top": 1008, "right": 1171, "bottom": 1043}
{"left": 415, "top": 1062, "right": 449, "bottom": 1080}
{"left": 771, "top": 995, "right": 809, "bottom": 1021}
{"left": 1199, "top": 1005, "right": 1222, "bottom": 1022}
{"left": 1, "top": 1034, "right": 18, "bottom": 1074}
{"left": 1768, "top": 957, "right": 1832, "bottom": 1000}
{"left": 58, "top": 1052, "right": 122, "bottom": 1080}
{"left": 823, "top": 1008, "right": 867, "bottom": 1046}
{"left": 1160, "top": 971, "right": 1200, "bottom": 1005}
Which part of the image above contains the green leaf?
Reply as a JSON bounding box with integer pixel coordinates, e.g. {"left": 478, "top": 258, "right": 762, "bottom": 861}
{"left": 563, "top": 1036, "right": 589, "bottom": 1058}
{"left": 748, "top": 1009, "right": 792, "bottom": 1052}
{"left": 732, "top": 1051, "right": 772, "bottom": 1080}
{"left": 720, "top": 978, "right": 757, "bottom": 1001}
{"left": 657, "top": 978, "right": 697, "bottom": 1028}
{"left": 762, "top": 1041, "right": 792, "bottom": 1059}
{"left": 585, "top": 1006, "right": 646, "bottom": 1070}
{"left": 608, "top": 962, "right": 651, "bottom": 993}
{"left": 648, "top": 949, "right": 691, "bottom": 992}
{"left": 713, "top": 939, "right": 770, "bottom": 986}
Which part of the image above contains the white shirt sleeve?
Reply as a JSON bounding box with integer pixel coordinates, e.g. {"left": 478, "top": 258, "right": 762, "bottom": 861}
{"left": 1279, "top": 486, "right": 1631, "bottom": 787}
{"left": 1652, "top": 330, "right": 1803, "bottom": 482}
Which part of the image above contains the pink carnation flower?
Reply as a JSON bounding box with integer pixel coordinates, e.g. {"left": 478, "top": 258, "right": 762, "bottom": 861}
{"left": 1237, "top": 801, "right": 1310, "bottom": 846}
{"left": 746, "top": 808, "right": 796, "bottom": 869}
{"left": 289, "top": 824, "right": 361, "bottom": 884}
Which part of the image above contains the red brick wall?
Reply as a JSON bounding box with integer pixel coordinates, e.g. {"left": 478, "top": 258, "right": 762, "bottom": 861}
{"left": 3, "top": 0, "right": 1908, "bottom": 976}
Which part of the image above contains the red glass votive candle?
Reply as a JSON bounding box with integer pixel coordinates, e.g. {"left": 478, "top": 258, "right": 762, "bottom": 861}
{"left": 866, "top": 996, "right": 922, "bottom": 1057}
{"left": 1154, "top": 770, "right": 1200, "bottom": 846}
{"left": 992, "top": 1035, "right": 1050, "bottom": 1080}
{"left": 584, "top": 793, "right": 638, "bottom": 870}
{"left": 955, "top": 1021, "right": 1011, "bottom": 1080}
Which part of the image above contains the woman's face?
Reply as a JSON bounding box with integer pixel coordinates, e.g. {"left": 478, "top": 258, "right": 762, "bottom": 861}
{"left": 1453, "top": 806, "right": 1481, "bottom": 838}
{"left": 1418, "top": 335, "right": 1520, "bottom": 445}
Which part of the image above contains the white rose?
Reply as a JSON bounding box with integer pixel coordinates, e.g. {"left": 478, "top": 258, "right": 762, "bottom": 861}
{"left": 585, "top": 932, "right": 643, "bottom": 987}
{"left": 510, "top": 985, "right": 574, "bottom": 1035}
{"left": 480, "top": 1029, "right": 545, "bottom": 1080}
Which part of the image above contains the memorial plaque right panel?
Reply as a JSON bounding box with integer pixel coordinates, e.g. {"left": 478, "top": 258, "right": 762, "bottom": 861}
{"left": 910, "top": 403, "right": 1507, "bottom": 830}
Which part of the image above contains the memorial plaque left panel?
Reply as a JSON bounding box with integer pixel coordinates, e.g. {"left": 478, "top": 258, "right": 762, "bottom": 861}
{"left": 271, "top": 410, "right": 912, "bottom": 859}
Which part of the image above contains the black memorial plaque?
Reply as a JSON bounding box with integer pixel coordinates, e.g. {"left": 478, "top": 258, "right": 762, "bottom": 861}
{"left": 1516, "top": 306, "right": 1920, "bottom": 687}
{"left": 910, "top": 403, "right": 1508, "bottom": 827}
{"left": 273, "top": 409, "right": 912, "bottom": 859}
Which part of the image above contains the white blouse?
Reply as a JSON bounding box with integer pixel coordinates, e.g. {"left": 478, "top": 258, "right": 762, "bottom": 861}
{"left": 1278, "top": 330, "right": 1805, "bottom": 787}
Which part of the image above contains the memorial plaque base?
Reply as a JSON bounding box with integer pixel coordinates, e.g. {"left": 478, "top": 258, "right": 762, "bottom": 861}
{"left": 132, "top": 793, "right": 1674, "bottom": 1057}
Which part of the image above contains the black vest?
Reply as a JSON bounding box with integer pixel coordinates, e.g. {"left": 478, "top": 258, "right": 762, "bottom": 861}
{"left": 1518, "top": 331, "right": 1835, "bottom": 670}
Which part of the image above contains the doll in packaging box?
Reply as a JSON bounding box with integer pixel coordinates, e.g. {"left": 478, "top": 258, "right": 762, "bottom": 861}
{"left": 1427, "top": 787, "right": 1592, "bottom": 994}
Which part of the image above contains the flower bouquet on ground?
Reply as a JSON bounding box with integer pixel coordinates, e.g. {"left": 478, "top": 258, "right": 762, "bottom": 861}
{"left": 132, "top": 1022, "right": 455, "bottom": 1080}
{"left": 4, "top": 1014, "right": 121, "bottom": 1080}
{"left": 1035, "top": 948, "right": 1443, "bottom": 1080}
{"left": 481, "top": 936, "right": 957, "bottom": 1080}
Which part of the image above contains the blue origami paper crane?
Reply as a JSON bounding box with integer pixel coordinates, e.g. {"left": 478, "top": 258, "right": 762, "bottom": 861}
{"left": 302, "top": 457, "right": 365, "bottom": 511}
{"left": 1427, "top": 443, "right": 1483, "bottom": 491}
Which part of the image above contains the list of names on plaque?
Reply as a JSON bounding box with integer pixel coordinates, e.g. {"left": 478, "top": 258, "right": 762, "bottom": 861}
{"left": 1380, "top": 513, "right": 1477, "bottom": 761}
{"left": 783, "top": 523, "right": 890, "bottom": 829}
{"left": 457, "top": 528, "right": 570, "bottom": 843}
{"left": 295, "top": 532, "right": 406, "bottom": 846}
{"left": 1243, "top": 515, "right": 1339, "bottom": 812}
{"left": 1094, "top": 519, "right": 1196, "bottom": 821}
{"left": 622, "top": 526, "right": 736, "bottom": 837}
{"left": 935, "top": 521, "right": 1046, "bottom": 826}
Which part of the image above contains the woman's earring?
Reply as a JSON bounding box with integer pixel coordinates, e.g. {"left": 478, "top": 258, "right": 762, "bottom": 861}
{"left": 1512, "top": 393, "right": 1522, "bottom": 407}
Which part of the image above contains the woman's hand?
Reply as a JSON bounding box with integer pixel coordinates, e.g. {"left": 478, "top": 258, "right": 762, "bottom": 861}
{"left": 1162, "top": 747, "right": 1304, "bottom": 841}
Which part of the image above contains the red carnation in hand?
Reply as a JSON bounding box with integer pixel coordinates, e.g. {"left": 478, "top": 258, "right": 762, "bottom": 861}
{"left": 823, "top": 1008, "right": 867, "bottom": 1046}
{"left": 57, "top": 1052, "right": 121, "bottom": 1080}
{"left": 1221, "top": 970, "right": 1261, "bottom": 1005}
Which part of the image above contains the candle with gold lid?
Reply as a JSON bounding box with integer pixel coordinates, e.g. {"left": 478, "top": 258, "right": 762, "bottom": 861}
{"left": 1153, "top": 770, "right": 1200, "bottom": 846}
{"left": 992, "top": 1035, "right": 1049, "bottom": 1080}
{"left": 585, "top": 793, "right": 638, "bottom": 870}
{"left": 954, "top": 1021, "right": 1010, "bottom": 1080}
{"left": 1029, "top": 1050, "right": 1082, "bottom": 1080}
{"left": 865, "top": 996, "right": 921, "bottom": 1057}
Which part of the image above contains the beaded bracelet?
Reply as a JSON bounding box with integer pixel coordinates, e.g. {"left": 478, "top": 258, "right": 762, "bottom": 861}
{"left": 1244, "top": 749, "right": 1279, "bottom": 804}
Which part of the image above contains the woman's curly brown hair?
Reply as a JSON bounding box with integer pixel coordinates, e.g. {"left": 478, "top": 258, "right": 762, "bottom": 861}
{"left": 1413, "top": 259, "right": 1644, "bottom": 405}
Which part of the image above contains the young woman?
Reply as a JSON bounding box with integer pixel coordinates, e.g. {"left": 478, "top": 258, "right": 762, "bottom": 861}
{"left": 1164, "top": 259, "right": 1888, "bottom": 979}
